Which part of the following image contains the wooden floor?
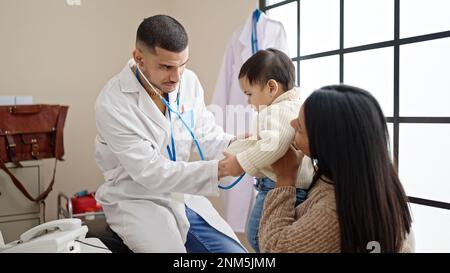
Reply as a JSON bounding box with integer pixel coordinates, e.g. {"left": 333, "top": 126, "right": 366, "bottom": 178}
{"left": 207, "top": 195, "right": 255, "bottom": 253}
{"left": 236, "top": 232, "right": 255, "bottom": 253}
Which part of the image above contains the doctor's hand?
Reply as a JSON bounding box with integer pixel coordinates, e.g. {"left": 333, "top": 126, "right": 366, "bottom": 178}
{"left": 218, "top": 152, "right": 245, "bottom": 178}
{"left": 271, "top": 145, "right": 304, "bottom": 188}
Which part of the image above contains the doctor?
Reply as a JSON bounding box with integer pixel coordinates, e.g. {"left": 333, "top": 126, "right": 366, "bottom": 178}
{"left": 94, "top": 15, "right": 246, "bottom": 253}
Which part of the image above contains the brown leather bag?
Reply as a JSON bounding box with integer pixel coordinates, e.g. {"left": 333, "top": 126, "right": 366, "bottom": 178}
{"left": 0, "top": 104, "right": 69, "bottom": 203}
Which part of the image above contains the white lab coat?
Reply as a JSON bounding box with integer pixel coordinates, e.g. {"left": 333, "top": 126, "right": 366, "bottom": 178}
{"left": 94, "top": 59, "right": 243, "bottom": 252}
{"left": 212, "top": 12, "right": 290, "bottom": 232}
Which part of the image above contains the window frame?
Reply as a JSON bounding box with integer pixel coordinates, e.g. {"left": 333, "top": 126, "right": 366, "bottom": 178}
{"left": 260, "top": 0, "right": 450, "bottom": 211}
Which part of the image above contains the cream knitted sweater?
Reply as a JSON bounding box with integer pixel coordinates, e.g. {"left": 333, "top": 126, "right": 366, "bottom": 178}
{"left": 259, "top": 180, "right": 415, "bottom": 253}
{"left": 225, "top": 88, "right": 314, "bottom": 189}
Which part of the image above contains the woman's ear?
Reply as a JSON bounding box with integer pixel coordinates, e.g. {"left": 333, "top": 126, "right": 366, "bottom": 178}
{"left": 267, "top": 79, "right": 279, "bottom": 97}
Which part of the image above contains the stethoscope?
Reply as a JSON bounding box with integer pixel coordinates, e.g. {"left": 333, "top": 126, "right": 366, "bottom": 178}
{"left": 251, "top": 9, "right": 261, "bottom": 54}
{"left": 135, "top": 63, "right": 245, "bottom": 190}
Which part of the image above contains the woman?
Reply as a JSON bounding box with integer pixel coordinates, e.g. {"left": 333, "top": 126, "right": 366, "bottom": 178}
{"left": 259, "top": 84, "right": 413, "bottom": 253}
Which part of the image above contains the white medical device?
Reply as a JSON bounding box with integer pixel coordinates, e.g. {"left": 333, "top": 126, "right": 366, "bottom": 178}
{"left": 0, "top": 218, "right": 88, "bottom": 253}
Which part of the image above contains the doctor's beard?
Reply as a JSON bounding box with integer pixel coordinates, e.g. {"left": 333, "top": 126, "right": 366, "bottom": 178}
{"left": 160, "top": 81, "right": 179, "bottom": 93}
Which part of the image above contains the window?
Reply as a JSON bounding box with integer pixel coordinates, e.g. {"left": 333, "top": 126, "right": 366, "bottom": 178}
{"left": 261, "top": 0, "right": 450, "bottom": 252}
{"left": 266, "top": 1, "right": 298, "bottom": 58}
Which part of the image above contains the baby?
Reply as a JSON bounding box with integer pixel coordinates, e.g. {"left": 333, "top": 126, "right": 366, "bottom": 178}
{"left": 219, "top": 48, "right": 314, "bottom": 253}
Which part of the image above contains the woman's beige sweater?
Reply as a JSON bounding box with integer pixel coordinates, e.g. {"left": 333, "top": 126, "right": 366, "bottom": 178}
{"left": 259, "top": 180, "right": 414, "bottom": 253}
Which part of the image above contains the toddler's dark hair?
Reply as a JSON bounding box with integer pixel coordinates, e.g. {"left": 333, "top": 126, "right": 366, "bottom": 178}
{"left": 239, "top": 48, "right": 295, "bottom": 91}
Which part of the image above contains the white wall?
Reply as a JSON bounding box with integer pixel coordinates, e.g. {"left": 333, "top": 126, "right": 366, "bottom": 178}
{"left": 166, "top": 0, "right": 258, "bottom": 104}
{"left": 0, "top": 0, "right": 257, "bottom": 220}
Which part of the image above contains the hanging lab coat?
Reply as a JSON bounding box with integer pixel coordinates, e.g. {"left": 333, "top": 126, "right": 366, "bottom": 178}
{"left": 212, "top": 12, "right": 290, "bottom": 232}
{"left": 94, "top": 59, "right": 244, "bottom": 252}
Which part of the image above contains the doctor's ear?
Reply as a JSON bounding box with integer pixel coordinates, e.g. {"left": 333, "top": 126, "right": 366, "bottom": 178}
{"left": 132, "top": 49, "right": 145, "bottom": 67}
{"left": 267, "top": 80, "right": 279, "bottom": 97}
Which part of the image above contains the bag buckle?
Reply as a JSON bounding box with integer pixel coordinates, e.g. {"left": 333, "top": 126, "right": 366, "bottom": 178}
{"left": 4, "top": 131, "right": 16, "bottom": 149}
{"left": 31, "top": 138, "right": 40, "bottom": 157}
{"left": 7, "top": 143, "right": 16, "bottom": 149}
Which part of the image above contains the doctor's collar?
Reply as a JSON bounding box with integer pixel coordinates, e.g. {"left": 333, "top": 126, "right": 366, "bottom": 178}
{"left": 117, "top": 59, "right": 142, "bottom": 93}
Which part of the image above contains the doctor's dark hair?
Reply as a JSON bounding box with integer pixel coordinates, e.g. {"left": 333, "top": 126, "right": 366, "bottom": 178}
{"left": 303, "top": 84, "right": 412, "bottom": 253}
{"left": 136, "top": 15, "right": 188, "bottom": 53}
{"left": 238, "top": 48, "right": 295, "bottom": 91}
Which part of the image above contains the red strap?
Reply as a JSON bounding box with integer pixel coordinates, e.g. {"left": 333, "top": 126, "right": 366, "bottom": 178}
{"left": 5, "top": 133, "right": 22, "bottom": 167}
{"left": 55, "top": 106, "right": 68, "bottom": 160}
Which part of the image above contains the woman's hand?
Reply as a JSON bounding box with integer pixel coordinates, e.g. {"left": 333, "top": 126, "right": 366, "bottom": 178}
{"left": 271, "top": 145, "right": 305, "bottom": 187}
{"left": 218, "top": 152, "right": 245, "bottom": 178}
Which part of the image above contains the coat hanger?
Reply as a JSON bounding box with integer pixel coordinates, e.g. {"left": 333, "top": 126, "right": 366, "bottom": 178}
{"left": 253, "top": 9, "right": 262, "bottom": 23}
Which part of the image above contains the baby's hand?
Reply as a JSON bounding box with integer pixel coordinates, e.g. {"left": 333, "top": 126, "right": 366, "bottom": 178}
{"left": 229, "top": 132, "right": 252, "bottom": 146}
{"left": 218, "top": 152, "right": 245, "bottom": 178}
